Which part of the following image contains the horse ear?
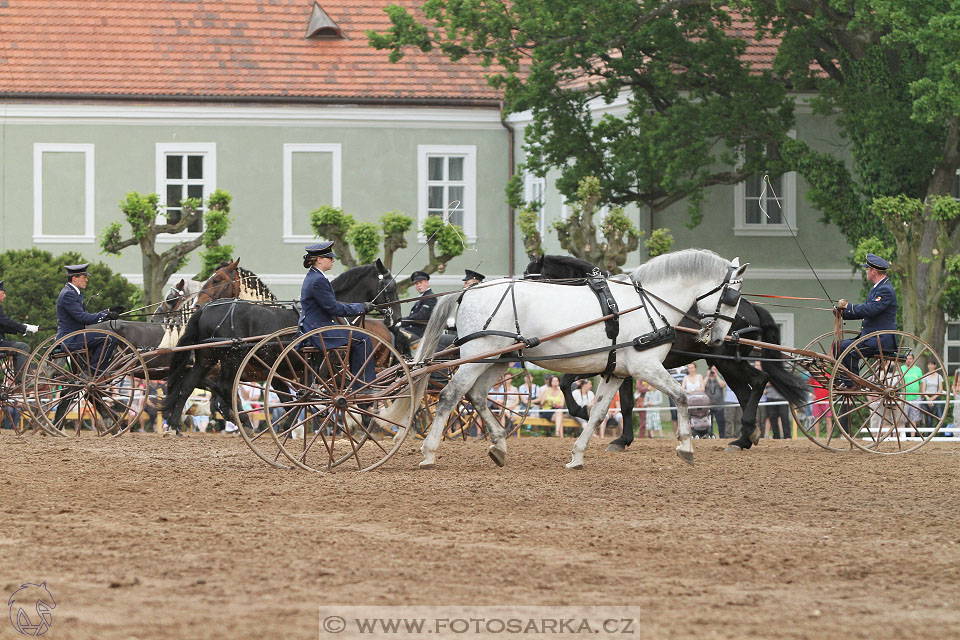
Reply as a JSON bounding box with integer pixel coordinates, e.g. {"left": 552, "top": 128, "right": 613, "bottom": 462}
{"left": 176, "top": 278, "right": 185, "bottom": 289}
{"left": 375, "top": 258, "right": 388, "bottom": 275}
{"left": 231, "top": 257, "right": 240, "bottom": 268}
{"left": 731, "top": 257, "right": 740, "bottom": 268}
{"left": 735, "top": 262, "right": 749, "bottom": 278}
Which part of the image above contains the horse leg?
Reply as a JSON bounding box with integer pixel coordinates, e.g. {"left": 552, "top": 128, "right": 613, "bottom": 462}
{"left": 718, "top": 360, "right": 767, "bottom": 452}
{"left": 567, "top": 377, "right": 622, "bottom": 469}
{"left": 463, "top": 364, "right": 509, "bottom": 466}
{"left": 637, "top": 364, "right": 692, "bottom": 463}
{"left": 165, "top": 361, "right": 214, "bottom": 434}
{"left": 420, "top": 362, "right": 488, "bottom": 469}
{"left": 607, "top": 377, "right": 635, "bottom": 452}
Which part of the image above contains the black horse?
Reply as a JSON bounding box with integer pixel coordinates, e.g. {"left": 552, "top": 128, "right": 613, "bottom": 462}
{"left": 523, "top": 254, "right": 808, "bottom": 451}
{"left": 163, "top": 262, "right": 404, "bottom": 431}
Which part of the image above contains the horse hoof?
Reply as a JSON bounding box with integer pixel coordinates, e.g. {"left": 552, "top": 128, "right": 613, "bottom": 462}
{"left": 605, "top": 442, "right": 626, "bottom": 453}
{"left": 419, "top": 461, "right": 438, "bottom": 470}
{"left": 565, "top": 461, "right": 584, "bottom": 470}
{"left": 724, "top": 444, "right": 744, "bottom": 452}
{"left": 487, "top": 446, "right": 506, "bottom": 468}
{"left": 676, "top": 449, "right": 695, "bottom": 466}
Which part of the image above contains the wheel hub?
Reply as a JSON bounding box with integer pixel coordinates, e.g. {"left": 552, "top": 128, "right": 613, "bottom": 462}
{"left": 334, "top": 395, "right": 348, "bottom": 409}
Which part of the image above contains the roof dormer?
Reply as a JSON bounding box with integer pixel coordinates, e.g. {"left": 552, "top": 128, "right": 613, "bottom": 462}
{"left": 306, "top": 2, "right": 342, "bottom": 39}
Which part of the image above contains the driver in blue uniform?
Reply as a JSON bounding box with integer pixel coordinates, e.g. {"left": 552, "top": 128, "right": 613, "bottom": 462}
{"left": 832, "top": 253, "right": 898, "bottom": 384}
{"left": 56, "top": 263, "right": 120, "bottom": 370}
{"left": 299, "top": 242, "right": 375, "bottom": 386}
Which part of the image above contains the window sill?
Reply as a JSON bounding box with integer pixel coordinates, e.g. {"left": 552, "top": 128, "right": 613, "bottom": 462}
{"left": 157, "top": 232, "right": 203, "bottom": 242}
{"left": 283, "top": 235, "right": 319, "bottom": 244}
{"left": 733, "top": 225, "right": 798, "bottom": 237}
{"left": 33, "top": 235, "right": 96, "bottom": 244}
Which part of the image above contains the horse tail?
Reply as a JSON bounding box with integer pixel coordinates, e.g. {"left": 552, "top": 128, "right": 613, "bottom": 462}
{"left": 756, "top": 305, "right": 808, "bottom": 406}
{"left": 163, "top": 308, "right": 204, "bottom": 413}
{"left": 377, "top": 293, "right": 458, "bottom": 432}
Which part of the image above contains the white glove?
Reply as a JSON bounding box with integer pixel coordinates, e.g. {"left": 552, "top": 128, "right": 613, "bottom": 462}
{"left": 24, "top": 324, "right": 39, "bottom": 334}
{"left": 446, "top": 317, "right": 456, "bottom": 329}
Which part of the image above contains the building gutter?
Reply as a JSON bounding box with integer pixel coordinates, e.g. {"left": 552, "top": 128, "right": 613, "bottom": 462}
{"left": 0, "top": 92, "right": 502, "bottom": 109}
{"left": 500, "top": 103, "right": 516, "bottom": 276}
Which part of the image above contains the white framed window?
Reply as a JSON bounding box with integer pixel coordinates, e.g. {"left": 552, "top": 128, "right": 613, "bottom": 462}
{"left": 156, "top": 143, "right": 216, "bottom": 240}
{"left": 946, "top": 319, "right": 960, "bottom": 377}
{"left": 283, "top": 143, "right": 342, "bottom": 243}
{"left": 770, "top": 313, "right": 795, "bottom": 349}
{"left": 418, "top": 145, "right": 476, "bottom": 243}
{"left": 524, "top": 173, "right": 546, "bottom": 235}
{"left": 734, "top": 133, "right": 797, "bottom": 236}
{"left": 33, "top": 143, "right": 95, "bottom": 243}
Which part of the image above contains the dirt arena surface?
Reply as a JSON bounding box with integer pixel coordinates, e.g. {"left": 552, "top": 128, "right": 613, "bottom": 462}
{"left": 1, "top": 431, "right": 958, "bottom": 640}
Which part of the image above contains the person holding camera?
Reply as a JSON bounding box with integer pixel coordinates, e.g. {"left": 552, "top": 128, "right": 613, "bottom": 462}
{"left": 704, "top": 366, "right": 727, "bottom": 438}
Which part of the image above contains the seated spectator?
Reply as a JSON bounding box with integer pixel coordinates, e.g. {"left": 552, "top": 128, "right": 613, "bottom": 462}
{"left": 571, "top": 378, "right": 596, "bottom": 428}
{"left": 602, "top": 390, "right": 623, "bottom": 439}
{"left": 537, "top": 375, "right": 566, "bottom": 437}
{"left": 518, "top": 370, "right": 541, "bottom": 418}
{"left": 137, "top": 380, "right": 162, "bottom": 433}
{"left": 186, "top": 390, "right": 212, "bottom": 433}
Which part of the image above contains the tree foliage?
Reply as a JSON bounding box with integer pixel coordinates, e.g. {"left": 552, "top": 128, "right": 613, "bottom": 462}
{"left": 101, "top": 189, "right": 233, "bottom": 304}
{"left": 741, "top": 0, "right": 960, "bottom": 343}
{"left": 369, "top": 0, "right": 796, "bottom": 223}
{"left": 308, "top": 205, "right": 464, "bottom": 286}
{"left": 0, "top": 249, "right": 140, "bottom": 348}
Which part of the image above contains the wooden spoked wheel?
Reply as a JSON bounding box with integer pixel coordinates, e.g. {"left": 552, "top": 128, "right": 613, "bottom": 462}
{"left": 19, "top": 335, "right": 58, "bottom": 434}
{"left": 413, "top": 368, "right": 530, "bottom": 441}
{"left": 31, "top": 329, "right": 148, "bottom": 437}
{"left": 829, "top": 330, "right": 947, "bottom": 454}
{"left": 788, "top": 330, "right": 859, "bottom": 451}
{"left": 265, "top": 326, "right": 415, "bottom": 473}
{"left": 0, "top": 346, "right": 31, "bottom": 435}
{"left": 231, "top": 328, "right": 298, "bottom": 469}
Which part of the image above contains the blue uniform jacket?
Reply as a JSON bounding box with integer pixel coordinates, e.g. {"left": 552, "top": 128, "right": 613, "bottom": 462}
{"left": 0, "top": 304, "right": 27, "bottom": 339}
{"left": 400, "top": 289, "right": 436, "bottom": 337}
{"left": 56, "top": 284, "right": 106, "bottom": 339}
{"left": 842, "top": 277, "right": 897, "bottom": 336}
{"left": 298, "top": 268, "right": 366, "bottom": 348}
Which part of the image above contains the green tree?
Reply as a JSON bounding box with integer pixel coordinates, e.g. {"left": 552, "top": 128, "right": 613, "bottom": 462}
{"left": 742, "top": 0, "right": 960, "bottom": 347}
{"left": 0, "top": 249, "right": 140, "bottom": 348}
{"left": 101, "top": 189, "right": 233, "bottom": 304}
{"left": 369, "top": 0, "right": 795, "bottom": 225}
{"left": 308, "top": 206, "right": 464, "bottom": 287}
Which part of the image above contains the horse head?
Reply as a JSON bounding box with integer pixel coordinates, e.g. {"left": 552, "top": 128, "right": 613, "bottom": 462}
{"left": 195, "top": 258, "right": 240, "bottom": 308}
{"left": 694, "top": 256, "right": 748, "bottom": 347}
{"left": 373, "top": 258, "right": 401, "bottom": 326}
{"left": 522, "top": 254, "right": 545, "bottom": 279}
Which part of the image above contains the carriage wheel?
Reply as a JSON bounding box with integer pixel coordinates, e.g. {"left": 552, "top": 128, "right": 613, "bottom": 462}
{"left": 231, "top": 328, "right": 298, "bottom": 469}
{"left": 829, "top": 330, "right": 947, "bottom": 454}
{"left": 788, "top": 330, "right": 859, "bottom": 451}
{"left": 31, "top": 329, "right": 148, "bottom": 437}
{"left": 0, "top": 346, "right": 31, "bottom": 435}
{"left": 265, "top": 326, "right": 415, "bottom": 472}
{"left": 18, "top": 335, "right": 59, "bottom": 435}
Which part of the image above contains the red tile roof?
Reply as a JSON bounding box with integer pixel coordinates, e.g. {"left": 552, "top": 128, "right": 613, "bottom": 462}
{"left": 0, "top": 1, "right": 504, "bottom": 105}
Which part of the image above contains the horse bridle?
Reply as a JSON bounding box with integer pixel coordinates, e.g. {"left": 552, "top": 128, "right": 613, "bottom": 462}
{"left": 195, "top": 268, "right": 239, "bottom": 308}
{"left": 373, "top": 272, "right": 398, "bottom": 326}
{"left": 694, "top": 264, "right": 743, "bottom": 326}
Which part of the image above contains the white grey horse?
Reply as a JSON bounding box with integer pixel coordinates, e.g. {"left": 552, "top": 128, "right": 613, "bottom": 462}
{"left": 393, "top": 249, "right": 747, "bottom": 470}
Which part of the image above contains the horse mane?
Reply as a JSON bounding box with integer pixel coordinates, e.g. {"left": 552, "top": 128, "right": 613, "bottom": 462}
{"left": 236, "top": 266, "right": 277, "bottom": 302}
{"left": 331, "top": 263, "right": 376, "bottom": 294}
{"left": 630, "top": 248, "right": 729, "bottom": 284}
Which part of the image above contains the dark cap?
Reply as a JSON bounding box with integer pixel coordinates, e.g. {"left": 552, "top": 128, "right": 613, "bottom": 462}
{"left": 304, "top": 241, "right": 338, "bottom": 260}
{"left": 65, "top": 263, "right": 90, "bottom": 277}
{"left": 410, "top": 270, "right": 430, "bottom": 283}
{"left": 863, "top": 253, "right": 889, "bottom": 271}
{"left": 463, "top": 269, "right": 485, "bottom": 282}
{"left": 0, "top": 280, "right": 5, "bottom": 291}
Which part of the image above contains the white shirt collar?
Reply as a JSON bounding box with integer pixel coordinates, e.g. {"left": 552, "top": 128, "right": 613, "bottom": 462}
{"left": 68, "top": 282, "right": 81, "bottom": 295}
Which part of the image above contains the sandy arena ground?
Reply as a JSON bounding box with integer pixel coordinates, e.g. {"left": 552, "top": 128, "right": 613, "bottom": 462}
{"left": 1, "top": 431, "right": 959, "bottom": 639}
